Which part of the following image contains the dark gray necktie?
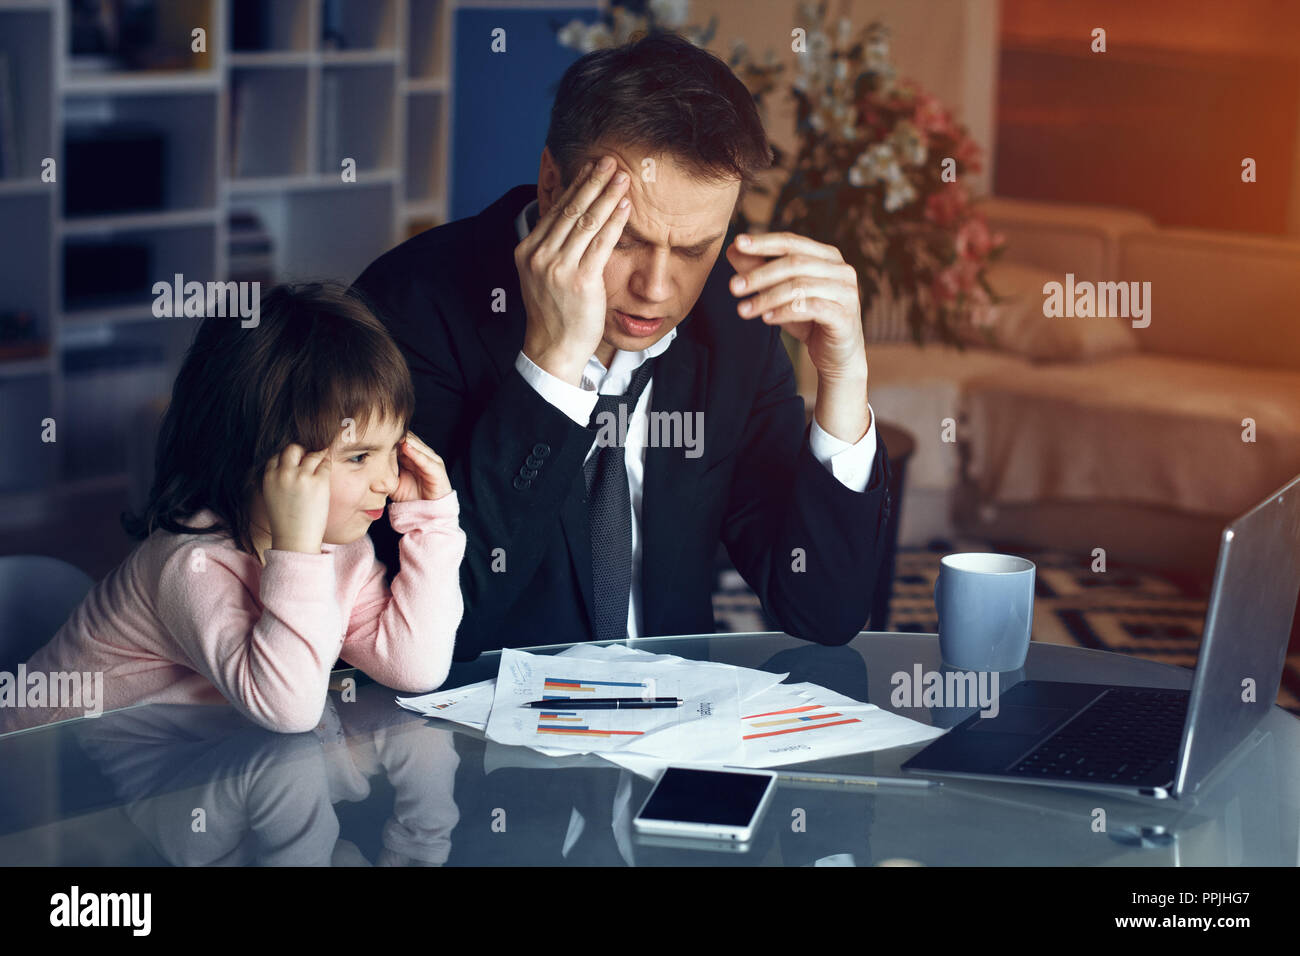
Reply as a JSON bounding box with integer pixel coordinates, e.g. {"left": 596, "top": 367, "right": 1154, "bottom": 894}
{"left": 584, "top": 358, "right": 657, "bottom": 643}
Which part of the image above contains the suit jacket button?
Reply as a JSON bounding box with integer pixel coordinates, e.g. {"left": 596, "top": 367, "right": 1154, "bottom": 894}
{"left": 520, "top": 466, "right": 538, "bottom": 480}
{"left": 525, "top": 454, "right": 544, "bottom": 469}
{"left": 532, "top": 443, "right": 551, "bottom": 458}
{"left": 513, "top": 476, "right": 532, "bottom": 491}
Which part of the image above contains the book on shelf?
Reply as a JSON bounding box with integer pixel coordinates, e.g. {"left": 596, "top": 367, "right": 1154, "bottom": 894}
{"left": 321, "top": 70, "right": 341, "bottom": 174}
{"left": 229, "top": 74, "right": 253, "bottom": 178}
{"left": 227, "top": 208, "right": 275, "bottom": 285}
{"left": 321, "top": 0, "right": 346, "bottom": 51}
{"left": 230, "top": 0, "right": 273, "bottom": 52}
{"left": 0, "top": 52, "right": 17, "bottom": 179}
{"left": 0, "top": 309, "right": 48, "bottom": 361}
{"left": 62, "top": 342, "right": 171, "bottom": 481}
{"left": 0, "top": 343, "right": 49, "bottom": 362}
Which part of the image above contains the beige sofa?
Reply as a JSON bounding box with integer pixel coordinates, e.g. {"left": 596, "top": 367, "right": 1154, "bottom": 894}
{"left": 797, "top": 196, "right": 1300, "bottom": 576}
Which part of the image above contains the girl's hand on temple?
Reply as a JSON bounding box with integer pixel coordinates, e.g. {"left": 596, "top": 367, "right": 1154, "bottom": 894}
{"left": 392, "top": 432, "right": 453, "bottom": 503}
{"left": 263, "top": 444, "right": 332, "bottom": 554}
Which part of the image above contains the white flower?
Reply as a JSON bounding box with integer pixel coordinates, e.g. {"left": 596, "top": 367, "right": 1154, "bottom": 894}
{"left": 863, "top": 142, "right": 897, "bottom": 178}
{"left": 557, "top": 19, "right": 588, "bottom": 49}
{"left": 611, "top": 7, "right": 645, "bottom": 44}
{"left": 834, "top": 59, "right": 848, "bottom": 80}
{"left": 581, "top": 23, "right": 613, "bottom": 52}
{"left": 890, "top": 120, "right": 927, "bottom": 166}
{"left": 874, "top": 62, "right": 898, "bottom": 93}
{"left": 649, "top": 0, "right": 690, "bottom": 29}
{"left": 864, "top": 23, "right": 891, "bottom": 70}
{"left": 884, "top": 181, "right": 916, "bottom": 212}
{"left": 849, "top": 165, "right": 866, "bottom": 187}
{"left": 837, "top": 17, "right": 853, "bottom": 44}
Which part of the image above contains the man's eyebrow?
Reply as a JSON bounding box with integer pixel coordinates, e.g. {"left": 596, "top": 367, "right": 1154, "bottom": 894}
{"left": 620, "top": 224, "right": 726, "bottom": 254}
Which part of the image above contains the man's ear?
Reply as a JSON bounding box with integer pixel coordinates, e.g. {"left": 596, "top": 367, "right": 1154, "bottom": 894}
{"left": 537, "top": 146, "right": 564, "bottom": 211}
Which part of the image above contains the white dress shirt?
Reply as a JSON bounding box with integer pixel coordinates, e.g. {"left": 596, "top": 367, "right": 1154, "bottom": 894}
{"left": 513, "top": 199, "right": 877, "bottom": 638}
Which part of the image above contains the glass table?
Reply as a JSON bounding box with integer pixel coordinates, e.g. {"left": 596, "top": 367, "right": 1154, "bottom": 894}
{"left": 0, "top": 632, "right": 1295, "bottom": 866}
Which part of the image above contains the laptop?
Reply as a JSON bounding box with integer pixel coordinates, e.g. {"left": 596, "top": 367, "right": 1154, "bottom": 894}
{"left": 902, "top": 471, "right": 1300, "bottom": 799}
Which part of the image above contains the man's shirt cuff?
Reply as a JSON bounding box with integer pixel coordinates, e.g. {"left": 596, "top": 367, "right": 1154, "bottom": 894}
{"left": 809, "top": 403, "right": 878, "bottom": 492}
{"left": 515, "top": 350, "right": 599, "bottom": 426}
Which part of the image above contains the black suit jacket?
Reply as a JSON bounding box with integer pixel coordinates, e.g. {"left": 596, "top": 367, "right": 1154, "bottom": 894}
{"left": 352, "top": 184, "right": 893, "bottom": 661}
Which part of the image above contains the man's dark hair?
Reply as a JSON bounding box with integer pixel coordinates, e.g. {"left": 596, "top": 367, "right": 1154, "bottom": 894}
{"left": 545, "top": 30, "right": 774, "bottom": 199}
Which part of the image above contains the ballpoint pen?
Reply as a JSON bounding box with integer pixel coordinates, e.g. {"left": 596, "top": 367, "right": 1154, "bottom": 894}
{"left": 525, "top": 697, "right": 684, "bottom": 709}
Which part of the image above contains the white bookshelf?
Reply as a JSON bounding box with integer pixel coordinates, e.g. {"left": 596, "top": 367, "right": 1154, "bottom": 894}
{"left": 0, "top": 0, "right": 457, "bottom": 526}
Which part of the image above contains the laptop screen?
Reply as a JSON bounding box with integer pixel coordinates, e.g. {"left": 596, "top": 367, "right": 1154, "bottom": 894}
{"left": 1175, "top": 472, "right": 1300, "bottom": 795}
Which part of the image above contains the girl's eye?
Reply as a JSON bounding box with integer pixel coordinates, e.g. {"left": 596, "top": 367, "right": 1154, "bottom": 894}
{"left": 348, "top": 453, "right": 368, "bottom": 464}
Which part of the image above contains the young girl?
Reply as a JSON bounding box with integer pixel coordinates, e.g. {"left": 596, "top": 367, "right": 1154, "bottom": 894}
{"left": 3, "top": 282, "right": 465, "bottom": 735}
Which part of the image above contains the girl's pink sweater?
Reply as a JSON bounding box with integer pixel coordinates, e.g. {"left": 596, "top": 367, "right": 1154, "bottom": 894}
{"left": 5, "top": 494, "right": 466, "bottom": 735}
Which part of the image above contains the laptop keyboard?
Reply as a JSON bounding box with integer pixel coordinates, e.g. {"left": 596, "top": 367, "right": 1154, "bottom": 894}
{"left": 1008, "top": 688, "right": 1188, "bottom": 785}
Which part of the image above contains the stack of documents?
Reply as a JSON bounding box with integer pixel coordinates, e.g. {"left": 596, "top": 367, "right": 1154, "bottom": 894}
{"left": 396, "top": 644, "right": 945, "bottom": 776}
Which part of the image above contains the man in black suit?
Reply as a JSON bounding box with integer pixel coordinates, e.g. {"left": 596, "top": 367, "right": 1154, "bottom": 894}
{"left": 353, "top": 33, "right": 891, "bottom": 662}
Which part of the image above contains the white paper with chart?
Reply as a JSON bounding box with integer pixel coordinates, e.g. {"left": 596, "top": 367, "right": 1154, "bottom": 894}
{"left": 395, "top": 678, "right": 495, "bottom": 729}
{"left": 734, "top": 681, "right": 946, "bottom": 767}
{"left": 484, "top": 648, "right": 743, "bottom": 762}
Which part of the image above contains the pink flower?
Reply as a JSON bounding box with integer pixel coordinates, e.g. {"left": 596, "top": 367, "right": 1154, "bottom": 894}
{"left": 932, "top": 268, "right": 959, "bottom": 306}
{"left": 955, "top": 134, "right": 983, "bottom": 174}
{"left": 924, "top": 183, "right": 967, "bottom": 227}
{"left": 955, "top": 217, "right": 995, "bottom": 262}
{"left": 912, "top": 91, "right": 954, "bottom": 140}
{"left": 932, "top": 258, "right": 979, "bottom": 305}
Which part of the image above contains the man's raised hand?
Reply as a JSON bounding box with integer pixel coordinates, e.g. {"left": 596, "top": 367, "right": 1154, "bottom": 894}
{"left": 727, "top": 231, "right": 872, "bottom": 444}
{"left": 515, "top": 155, "right": 632, "bottom": 386}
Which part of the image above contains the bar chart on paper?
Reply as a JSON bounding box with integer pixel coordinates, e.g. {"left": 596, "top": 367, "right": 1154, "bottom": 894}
{"left": 742, "top": 703, "right": 863, "bottom": 740}
{"left": 541, "top": 677, "right": 649, "bottom": 698}
{"left": 540, "top": 673, "right": 671, "bottom": 741}
{"left": 735, "top": 683, "right": 947, "bottom": 767}
{"left": 536, "top": 676, "right": 651, "bottom": 738}
{"left": 536, "top": 709, "right": 647, "bottom": 739}
{"left": 487, "top": 648, "right": 742, "bottom": 757}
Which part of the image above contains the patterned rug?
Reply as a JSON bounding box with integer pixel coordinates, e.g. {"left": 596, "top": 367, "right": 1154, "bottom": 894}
{"left": 712, "top": 537, "right": 1300, "bottom": 716}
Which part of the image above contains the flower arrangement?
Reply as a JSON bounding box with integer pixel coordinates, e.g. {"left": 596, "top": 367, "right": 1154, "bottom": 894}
{"left": 555, "top": 0, "right": 711, "bottom": 52}
{"left": 556, "top": 0, "right": 1007, "bottom": 348}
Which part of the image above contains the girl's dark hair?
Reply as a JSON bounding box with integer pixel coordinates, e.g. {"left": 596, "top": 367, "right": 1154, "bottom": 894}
{"left": 121, "top": 281, "right": 415, "bottom": 556}
{"left": 545, "top": 30, "right": 773, "bottom": 198}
